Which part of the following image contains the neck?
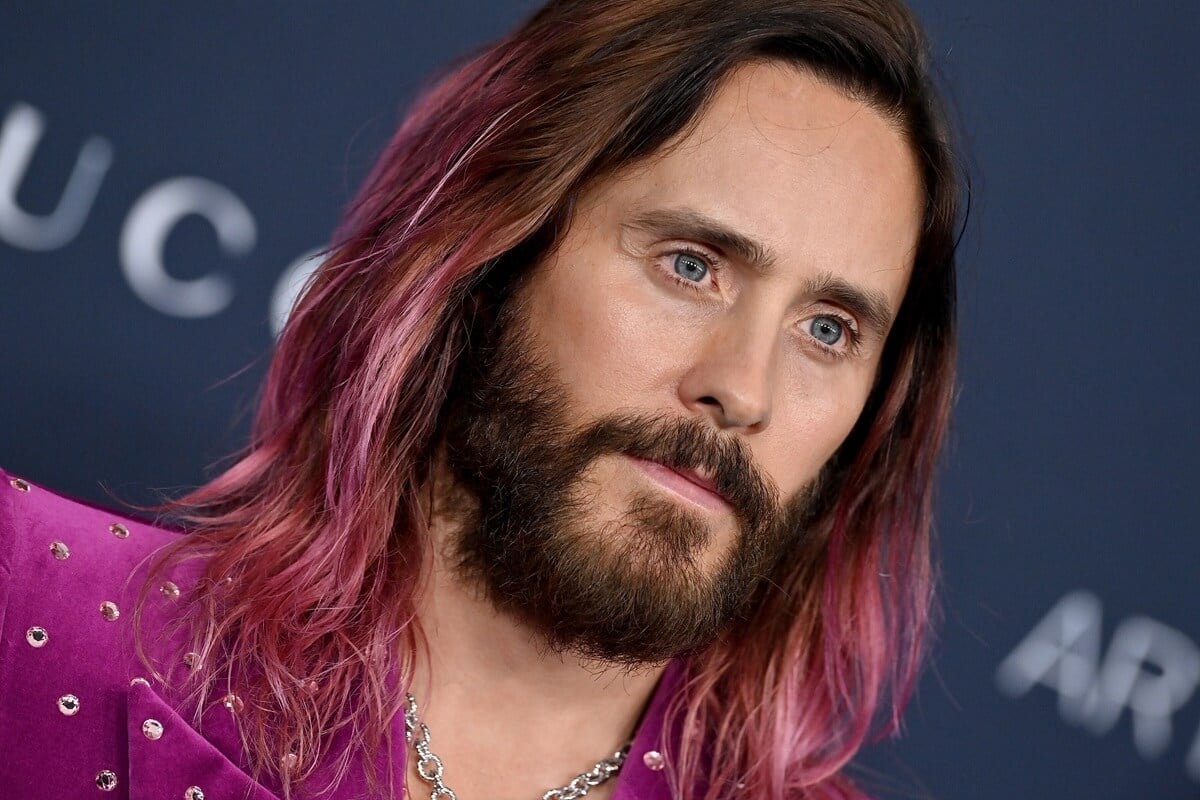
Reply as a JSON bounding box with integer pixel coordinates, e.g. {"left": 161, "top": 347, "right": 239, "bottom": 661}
{"left": 406, "top": 468, "right": 667, "bottom": 800}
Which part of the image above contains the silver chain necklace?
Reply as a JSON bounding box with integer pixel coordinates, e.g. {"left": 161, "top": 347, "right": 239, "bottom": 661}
{"left": 403, "top": 693, "right": 630, "bottom": 800}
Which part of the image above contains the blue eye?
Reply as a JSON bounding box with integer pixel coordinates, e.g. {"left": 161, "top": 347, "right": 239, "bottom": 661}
{"left": 672, "top": 252, "right": 709, "bottom": 283}
{"left": 810, "top": 316, "right": 844, "bottom": 346}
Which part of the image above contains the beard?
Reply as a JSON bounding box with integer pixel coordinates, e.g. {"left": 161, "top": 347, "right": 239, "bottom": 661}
{"left": 440, "top": 297, "right": 820, "bottom": 665}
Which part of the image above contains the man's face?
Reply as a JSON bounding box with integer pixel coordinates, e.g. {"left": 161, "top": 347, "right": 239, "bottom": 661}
{"left": 445, "top": 61, "right": 921, "bottom": 663}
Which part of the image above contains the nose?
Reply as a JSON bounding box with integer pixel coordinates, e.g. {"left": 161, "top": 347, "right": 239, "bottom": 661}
{"left": 678, "top": 307, "right": 777, "bottom": 432}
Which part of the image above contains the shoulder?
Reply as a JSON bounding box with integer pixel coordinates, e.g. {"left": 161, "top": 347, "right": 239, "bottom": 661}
{"left": 0, "top": 467, "right": 194, "bottom": 799}
{"left": 0, "top": 468, "right": 341, "bottom": 800}
{"left": 0, "top": 466, "right": 185, "bottom": 645}
{"left": 0, "top": 463, "right": 182, "bottom": 554}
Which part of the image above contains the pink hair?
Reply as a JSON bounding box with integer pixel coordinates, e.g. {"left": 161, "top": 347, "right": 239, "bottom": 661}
{"left": 140, "top": 1, "right": 960, "bottom": 797}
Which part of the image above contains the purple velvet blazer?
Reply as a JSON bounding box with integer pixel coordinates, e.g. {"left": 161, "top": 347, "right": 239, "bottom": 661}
{"left": 0, "top": 468, "right": 684, "bottom": 800}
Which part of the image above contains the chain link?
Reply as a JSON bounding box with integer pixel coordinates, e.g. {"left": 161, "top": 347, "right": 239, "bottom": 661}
{"left": 404, "top": 694, "right": 458, "bottom": 799}
{"left": 539, "top": 748, "right": 627, "bottom": 800}
{"left": 404, "top": 693, "right": 628, "bottom": 800}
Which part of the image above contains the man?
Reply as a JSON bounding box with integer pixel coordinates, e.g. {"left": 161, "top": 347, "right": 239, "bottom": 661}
{"left": 0, "top": 1, "right": 960, "bottom": 798}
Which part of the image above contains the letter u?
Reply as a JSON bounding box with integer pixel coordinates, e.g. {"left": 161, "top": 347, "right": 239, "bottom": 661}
{"left": 0, "top": 102, "right": 112, "bottom": 251}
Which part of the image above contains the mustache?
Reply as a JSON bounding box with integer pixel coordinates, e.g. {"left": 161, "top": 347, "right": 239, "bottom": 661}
{"left": 571, "top": 412, "right": 781, "bottom": 530}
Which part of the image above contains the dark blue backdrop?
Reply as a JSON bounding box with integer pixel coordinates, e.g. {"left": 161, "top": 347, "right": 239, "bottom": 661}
{"left": 3, "top": 3, "right": 1198, "bottom": 798}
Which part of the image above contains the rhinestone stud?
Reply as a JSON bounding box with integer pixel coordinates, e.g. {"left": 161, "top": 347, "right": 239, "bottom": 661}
{"left": 50, "top": 541, "right": 70, "bottom": 560}
{"left": 142, "top": 718, "right": 164, "bottom": 740}
{"left": 10, "top": 478, "right": 30, "bottom": 492}
{"left": 95, "top": 770, "right": 118, "bottom": 791}
{"left": 25, "top": 626, "right": 48, "bottom": 647}
{"left": 184, "top": 786, "right": 206, "bottom": 800}
{"left": 57, "top": 694, "right": 80, "bottom": 716}
{"left": 222, "top": 693, "right": 244, "bottom": 713}
{"left": 282, "top": 752, "right": 299, "bottom": 772}
{"left": 109, "top": 522, "right": 130, "bottom": 539}
{"left": 642, "top": 750, "right": 665, "bottom": 771}
{"left": 99, "top": 601, "right": 120, "bottom": 621}
{"left": 130, "top": 677, "right": 151, "bottom": 688}
{"left": 183, "top": 652, "right": 201, "bottom": 670}
{"left": 160, "top": 581, "right": 181, "bottom": 600}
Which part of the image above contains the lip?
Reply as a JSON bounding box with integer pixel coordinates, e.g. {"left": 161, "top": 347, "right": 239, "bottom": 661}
{"left": 626, "top": 456, "right": 733, "bottom": 513}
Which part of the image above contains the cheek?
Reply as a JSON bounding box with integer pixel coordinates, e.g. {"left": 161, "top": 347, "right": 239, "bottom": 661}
{"left": 760, "top": 368, "right": 874, "bottom": 498}
{"left": 523, "top": 256, "right": 693, "bottom": 412}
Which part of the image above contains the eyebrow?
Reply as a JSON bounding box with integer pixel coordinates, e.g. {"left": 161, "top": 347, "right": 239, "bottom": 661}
{"left": 626, "top": 208, "right": 777, "bottom": 274}
{"left": 803, "top": 271, "right": 896, "bottom": 341}
{"left": 622, "top": 207, "right": 897, "bottom": 339}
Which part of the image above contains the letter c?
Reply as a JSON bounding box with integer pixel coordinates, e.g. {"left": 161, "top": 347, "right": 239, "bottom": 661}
{"left": 119, "top": 176, "right": 255, "bottom": 318}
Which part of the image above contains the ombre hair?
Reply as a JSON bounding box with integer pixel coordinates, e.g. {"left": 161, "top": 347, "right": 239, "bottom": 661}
{"left": 142, "top": 1, "right": 960, "bottom": 798}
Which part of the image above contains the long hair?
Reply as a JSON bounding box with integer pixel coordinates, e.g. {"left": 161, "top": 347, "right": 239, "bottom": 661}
{"left": 140, "top": 1, "right": 960, "bottom": 797}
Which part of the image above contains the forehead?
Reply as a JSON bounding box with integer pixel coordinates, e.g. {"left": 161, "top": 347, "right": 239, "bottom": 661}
{"left": 582, "top": 60, "right": 923, "bottom": 310}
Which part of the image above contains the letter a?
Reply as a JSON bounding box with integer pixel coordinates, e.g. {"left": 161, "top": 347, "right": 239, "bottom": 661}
{"left": 995, "top": 590, "right": 1103, "bottom": 725}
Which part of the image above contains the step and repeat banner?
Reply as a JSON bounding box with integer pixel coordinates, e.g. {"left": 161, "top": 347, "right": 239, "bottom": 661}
{"left": 2, "top": 3, "right": 1197, "bottom": 798}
